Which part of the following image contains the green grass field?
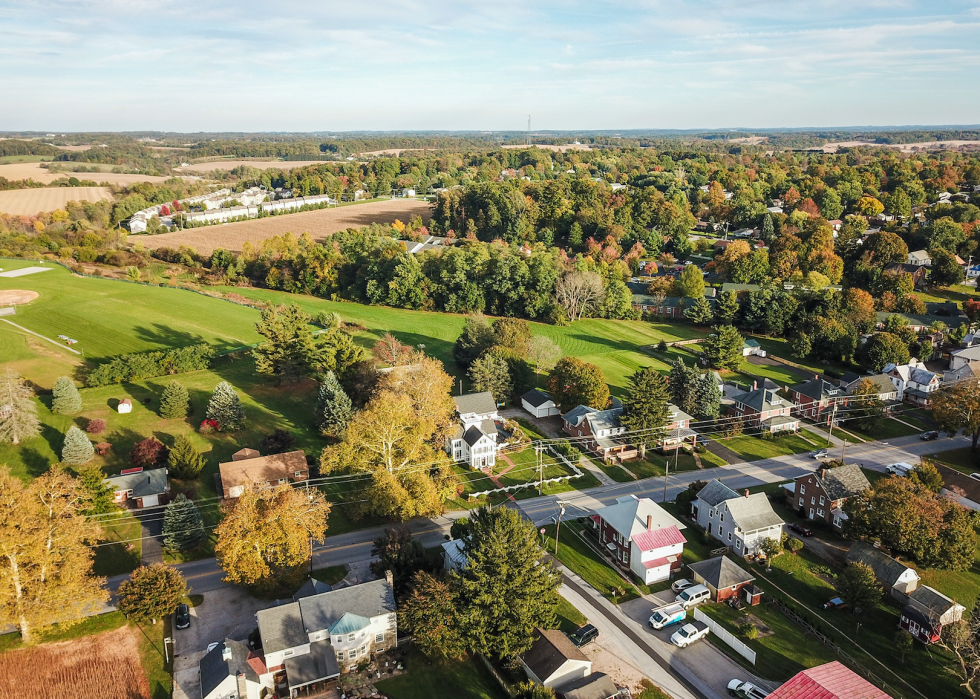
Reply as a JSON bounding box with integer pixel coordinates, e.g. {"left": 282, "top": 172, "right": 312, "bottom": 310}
{"left": 719, "top": 429, "right": 825, "bottom": 461}
{"left": 0, "top": 154, "right": 49, "bottom": 164}
{"left": 376, "top": 648, "right": 508, "bottom": 699}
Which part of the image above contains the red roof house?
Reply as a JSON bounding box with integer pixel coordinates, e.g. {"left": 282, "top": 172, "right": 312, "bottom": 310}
{"left": 767, "top": 662, "right": 892, "bottom": 699}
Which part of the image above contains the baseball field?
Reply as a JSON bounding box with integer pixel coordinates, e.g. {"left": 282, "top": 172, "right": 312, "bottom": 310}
{"left": 0, "top": 186, "right": 114, "bottom": 215}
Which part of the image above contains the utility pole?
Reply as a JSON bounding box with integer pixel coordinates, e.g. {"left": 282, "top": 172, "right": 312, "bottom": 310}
{"left": 536, "top": 445, "right": 545, "bottom": 496}
{"left": 663, "top": 425, "right": 680, "bottom": 503}
{"left": 554, "top": 500, "right": 569, "bottom": 554}
{"left": 826, "top": 401, "right": 838, "bottom": 448}
{"left": 840, "top": 438, "right": 848, "bottom": 462}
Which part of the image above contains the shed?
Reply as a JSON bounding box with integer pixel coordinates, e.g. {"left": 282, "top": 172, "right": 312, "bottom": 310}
{"left": 520, "top": 628, "right": 592, "bottom": 688}
{"left": 847, "top": 542, "right": 920, "bottom": 599}
{"left": 522, "top": 389, "right": 560, "bottom": 418}
{"left": 117, "top": 398, "right": 132, "bottom": 414}
{"left": 687, "top": 556, "right": 756, "bottom": 602}
{"left": 556, "top": 672, "right": 621, "bottom": 699}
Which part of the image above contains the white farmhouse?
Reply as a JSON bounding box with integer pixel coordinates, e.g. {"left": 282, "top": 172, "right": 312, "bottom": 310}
{"left": 693, "top": 480, "right": 784, "bottom": 557}
{"left": 445, "top": 392, "right": 500, "bottom": 470}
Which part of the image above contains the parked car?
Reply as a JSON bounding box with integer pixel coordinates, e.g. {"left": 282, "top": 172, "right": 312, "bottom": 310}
{"left": 207, "top": 642, "right": 220, "bottom": 653}
{"left": 175, "top": 603, "right": 190, "bottom": 630}
{"left": 670, "top": 622, "right": 710, "bottom": 648}
{"left": 821, "top": 597, "right": 847, "bottom": 610}
{"left": 728, "top": 679, "right": 770, "bottom": 699}
{"left": 568, "top": 624, "right": 599, "bottom": 647}
{"left": 788, "top": 522, "right": 812, "bottom": 537}
{"left": 671, "top": 579, "right": 696, "bottom": 593}
{"left": 649, "top": 603, "right": 687, "bottom": 630}
{"left": 809, "top": 449, "right": 829, "bottom": 459}
{"left": 920, "top": 431, "right": 940, "bottom": 441}
{"left": 886, "top": 462, "right": 914, "bottom": 476}
{"left": 675, "top": 584, "right": 711, "bottom": 609}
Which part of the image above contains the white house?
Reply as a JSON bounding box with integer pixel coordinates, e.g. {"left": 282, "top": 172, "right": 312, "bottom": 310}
{"left": 591, "top": 495, "right": 687, "bottom": 584}
{"left": 693, "top": 480, "right": 785, "bottom": 557}
{"left": 445, "top": 392, "right": 499, "bottom": 470}
{"left": 908, "top": 250, "right": 932, "bottom": 266}
{"left": 884, "top": 359, "right": 941, "bottom": 405}
{"left": 200, "top": 638, "right": 263, "bottom": 699}
{"left": 741, "top": 338, "right": 766, "bottom": 357}
{"left": 521, "top": 389, "right": 560, "bottom": 418}
{"left": 950, "top": 345, "right": 980, "bottom": 371}
{"left": 520, "top": 628, "right": 592, "bottom": 688}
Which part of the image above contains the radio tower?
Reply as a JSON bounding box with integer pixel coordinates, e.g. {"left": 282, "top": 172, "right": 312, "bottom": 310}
{"left": 526, "top": 115, "right": 531, "bottom": 146}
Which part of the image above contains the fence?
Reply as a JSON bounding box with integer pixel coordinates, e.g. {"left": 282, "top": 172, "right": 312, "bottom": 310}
{"left": 693, "top": 607, "right": 757, "bottom": 664}
{"left": 467, "top": 446, "right": 584, "bottom": 499}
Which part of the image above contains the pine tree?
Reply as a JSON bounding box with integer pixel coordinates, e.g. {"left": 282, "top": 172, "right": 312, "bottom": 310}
{"left": 668, "top": 360, "right": 699, "bottom": 415}
{"left": 167, "top": 435, "right": 206, "bottom": 479}
{"left": 0, "top": 369, "right": 41, "bottom": 445}
{"left": 703, "top": 325, "right": 744, "bottom": 371}
{"left": 61, "top": 425, "right": 94, "bottom": 464}
{"left": 468, "top": 352, "right": 512, "bottom": 404}
{"left": 159, "top": 380, "right": 189, "bottom": 419}
{"left": 206, "top": 381, "right": 245, "bottom": 431}
{"left": 76, "top": 463, "right": 115, "bottom": 515}
{"left": 51, "top": 376, "right": 82, "bottom": 414}
{"left": 714, "top": 290, "right": 739, "bottom": 324}
{"left": 684, "top": 295, "right": 714, "bottom": 325}
{"left": 621, "top": 367, "right": 671, "bottom": 447}
{"left": 315, "top": 371, "right": 353, "bottom": 436}
{"left": 692, "top": 371, "right": 721, "bottom": 419}
{"left": 163, "top": 494, "right": 207, "bottom": 551}
{"left": 761, "top": 213, "right": 775, "bottom": 244}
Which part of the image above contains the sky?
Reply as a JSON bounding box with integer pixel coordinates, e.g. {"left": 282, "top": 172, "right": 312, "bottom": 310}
{"left": 1, "top": 0, "right": 979, "bottom": 132}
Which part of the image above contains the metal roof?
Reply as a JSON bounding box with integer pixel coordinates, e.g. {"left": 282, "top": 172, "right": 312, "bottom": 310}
{"left": 766, "top": 661, "right": 892, "bottom": 699}
{"left": 696, "top": 479, "right": 739, "bottom": 507}
{"left": 593, "top": 495, "right": 686, "bottom": 542}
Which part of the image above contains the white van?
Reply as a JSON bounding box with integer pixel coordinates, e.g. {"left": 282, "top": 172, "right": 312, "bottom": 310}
{"left": 885, "top": 462, "right": 914, "bottom": 476}
{"left": 675, "top": 583, "right": 711, "bottom": 609}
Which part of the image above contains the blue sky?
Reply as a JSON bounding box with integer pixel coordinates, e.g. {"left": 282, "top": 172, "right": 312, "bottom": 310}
{"left": 1, "top": 1, "right": 979, "bottom": 132}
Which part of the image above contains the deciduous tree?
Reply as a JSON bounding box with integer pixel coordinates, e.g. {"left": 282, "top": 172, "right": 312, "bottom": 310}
{"left": 0, "top": 369, "right": 41, "bottom": 445}
{"left": 835, "top": 561, "right": 882, "bottom": 613}
{"left": 117, "top": 564, "right": 188, "bottom": 624}
{"left": 676, "top": 264, "right": 705, "bottom": 299}
{"left": 373, "top": 332, "right": 412, "bottom": 367}
{"left": 526, "top": 335, "right": 562, "bottom": 379}
{"left": 859, "top": 332, "right": 910, "bottom": 372}
{"left": 51, "top": 376, "right": 82, "bottom": 414}
{"left": 131, "top": 437, "right": 167, "bottom": 468}
{"left": 546, "top": 357, "right": 609, "bottom": 410}
{"left": 932, "top": 379, "right": 980, "bottom": 451}
{"left": 554, "top": 270, "right": 605, "bottom": 322}
{"left": 453, "top": 313, "right": 494, "bottom": 369}
{"left": 849, "top": 379, "right": 885, "bottom": 432}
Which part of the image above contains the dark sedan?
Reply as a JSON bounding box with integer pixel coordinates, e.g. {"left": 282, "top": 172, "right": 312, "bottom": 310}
{"left": 175, "top": 603, "right": 190, "bottom": 630}
{"left": 920, "top": 431, "right": 940, "bottom": 441}
{"left": 788, "top": 523, "right": 812, "bottom": 537}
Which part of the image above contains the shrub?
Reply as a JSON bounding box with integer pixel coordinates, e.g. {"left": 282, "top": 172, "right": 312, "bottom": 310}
{"left": 131, "top": 437, "right": 168, "bottom": 467}
{"left": 86, "top": 418, "right": 106, "bottom": 435}
{"left": 786, "top": 537, "right": 804, "bottom": 554}
{"left": 260, "top": 429, "right": 295, "bottom": 455}
{"left": 199, "top": 419, "right": 219, "bottom": 434}
{"left": 86, "top": 344, "right": 215, "bottom": 387}
{"left": 657, "top": 340, "right": 668, "bottom": 352}
{"left": 167, "top": 435, "right": 206, "bottom": 479}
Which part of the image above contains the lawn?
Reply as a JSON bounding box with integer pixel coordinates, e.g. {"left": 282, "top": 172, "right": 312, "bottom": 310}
{"left": 134, "top": 617, "right": 173, "bottom": 699}
{"left": 311, "top": 565, "right": 349, "bottom": 585}
{"left": 843, "top": 417, "right": 923, "bottom": 441}
{"left": 93, "top": 510, "right": 143, "bottom": 576}
{"left": 929, "top": 446, "right": 979, "bottom": 475}
{"left": 376, "top": 648, "right": 508, "bottom": 699}
{"left": 621, "top": 449, "right": 716, "bottom": 479}
{"left": 541, "top": 521, "right": 644, "bottom": 602}
{"left": 716, "top": 429, "right": 825, "bottom": 462}
{"left": 0, "top": 611, "right": 127, "bottom": 653}
{"left": 555, "top": 596, "right": 588, "bottom": 633}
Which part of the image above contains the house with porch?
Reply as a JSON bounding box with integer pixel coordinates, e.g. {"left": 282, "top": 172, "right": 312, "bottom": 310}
{"left": 788, "top": 376, "right": 847, "bottom": 423}
{"left": 104, "top": 467, "right": 169, "bottom": 509}
{"left": 729, "top": 382, "right": 799, "bottom": 434}
{"left": 791, "top": 465, "right": 870, "bottom": 532}
{"left": 218, "top": 448, "right": 309, "bottom": 499}
{"left": 900, "top": 586, "right": 966, "bottom": 644}
{"left": 562, "top": 404, "right": 637, "bottom": 463}
{"left": 843, "top": 374, "right": 900, "bottom": 407}
{"left": 446, "top": 392, "right": 500, "bottom": 470}
{"left": 590, "top": 495, "right": 687, "bottom": 584}
{"left": 693, "top": 481, "right": 785, "bottom": 557}
{"left": 884, "top": 359, "right": 941, "bottom": 406}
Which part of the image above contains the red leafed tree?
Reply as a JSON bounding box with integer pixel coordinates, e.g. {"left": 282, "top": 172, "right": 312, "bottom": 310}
{"left": 798, "top": 198, "right": 821, "bottom": 218}
{"left": 131, "top": 437, "right": 168, "bottom": 467}
{"left": 964, "top": 298, "right": 980, "bottom": 322}
{"left": 783, "top": 186, "right": 801, "bottom": 207}
{"left": 160, "top": 205, "right": 170, "bottom": 216}
{"left": 372, "top": 332, "right": 412, "bottom": 367}
{"left": 171, "top": 199, "right": 181, "bottom": 211}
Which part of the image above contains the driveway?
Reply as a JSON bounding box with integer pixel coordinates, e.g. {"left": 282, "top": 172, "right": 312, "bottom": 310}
{"left": 137, "top": 509, "right": 163, "bottom": 565}
{"left": 172, "top": 586, "right": 281, "bottom": 699}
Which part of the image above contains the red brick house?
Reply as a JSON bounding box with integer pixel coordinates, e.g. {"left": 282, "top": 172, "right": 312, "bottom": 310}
{"left": 788, "top": 376, "right": 847, "bottom": 424}
{"left": 791, "top": 465, "right": 870, "bottom": 532}
{"left": 729, "top": 382, "right": 799, "bottom": 434}
{"left": 590, "top": 495, "right": 687, "bottom": 584}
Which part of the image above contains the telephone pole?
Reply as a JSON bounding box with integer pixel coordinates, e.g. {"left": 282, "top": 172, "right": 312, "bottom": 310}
{"left": 554, "top": 500, "right": 569, "bottom": 554}
{"left": 826, "top": 401, "right": 838, "bottom": 448}
{"left": 536, "top": 445, "right": 545, "bottom": 495}
{"left": 526, "top": 115, "right": 531, "bottom": 146}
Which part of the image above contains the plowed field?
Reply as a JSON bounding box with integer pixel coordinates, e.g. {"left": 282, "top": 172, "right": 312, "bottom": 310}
{"left": 0, "top": 186, "right": 113, "bottom": 215}
{"left": 140, "top": 198, "right": 433, "bottom": 254}
{"left": 0, "top": 161, "right": 180, "bottom": 186}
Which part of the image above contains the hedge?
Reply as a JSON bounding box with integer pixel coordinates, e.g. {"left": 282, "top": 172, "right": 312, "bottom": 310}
{"left": 86, "top": 344, "right": 215, "bottom": 386}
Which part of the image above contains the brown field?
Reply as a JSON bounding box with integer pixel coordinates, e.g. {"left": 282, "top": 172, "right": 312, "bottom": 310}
{"left": 0, "top": 626, "right": 151, "bottom": 699}
{"left": 176, "top": 159, "right": 331, "bottom": 173}
{"left": 140, "top": 198, "right": 433, "bottom": 254}
{"left": 357, "top": 148, "right": 423, "bottom": 157}
{"left": 56, "top": 144, "right": 93, "bottom": 151}
{"left": 0, "top": 186, "right": 114, "bottom": 216}
{"left": 0, "top": 290, "right": 40, "bottom": 305}
{"left": 816, "top": 139, "right": 980, "bottom": 153}
{"left": 726, "top": 136, "right": 768, "bottom": 145}
{"left": 502, "top": 143, "right": 592, "bottom": 152}
{"left": 0, "top": 161, "right": 180, "bottom": 186}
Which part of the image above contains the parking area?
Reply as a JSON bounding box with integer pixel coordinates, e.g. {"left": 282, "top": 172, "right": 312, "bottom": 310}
{"left": 172, "top": 586, "right": 280, "bottom": 699}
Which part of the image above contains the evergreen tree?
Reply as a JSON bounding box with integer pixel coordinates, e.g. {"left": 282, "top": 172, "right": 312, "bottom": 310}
{"left": 452, "top": 313, "right": 494, "bottom": 369}
{"left": 51, "top": 376, "right": 82, "bottom": 414}
{"left": 621, "top": 367, "right": 671, "bottom": 446}
{"left": 117, "top": 563, "right": 188, "bottom": 624}
{"left": 0, "top": 369, "right": 41, "bottom": 445}
{"left": 684, "top": 295, "right": 713, "bottom": 325}
{"left": 713, "top": 290, "right": 739, "bottom": 324}
{"left": 315, "top": 371, "right": 353, "bottom": 436}
{"left": 159, "top": 380, "right": 190, "bottom": 419}
{"left": 457, "top": 507, "right": 560, "bottom": 659}
{"left": 692, "top": 371, "right": 722, "bottom": 419}
{"left": 167, "top": 435, "right": 206, "bottom": 479}
{"left": 206, "top": 381, "right": 245, "bottom": 431}
{"left": 568, "top": 222, "right": 584, "bottom": 250}
{"left": 702, "top": 325, "right": 744, "bottom": 371}
{"left": 163, "top": 494, "right": 207, "bottom": 551}
{"left": 468, "top": 352, "right": 512, "bottom": 404}
{"left": 668, "top": 360, "right": 698, "bottom": 415}
{"left": 252, "top": 303, "right": 327, "bottom": 384}
{"left": 61, "top": 425, "right": 94, "bottom": 465}
{"left": 76, "top": 463, "right": 115, "bottom": 515}
{"left": 761, "top": 213, "right": 775, "bottom": 244}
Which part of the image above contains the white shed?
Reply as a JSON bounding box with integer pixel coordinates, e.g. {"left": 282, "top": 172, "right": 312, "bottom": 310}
{"left": 521, "top": 389, "right": 560, "bottom": 418}
{"left": 117, "top": 398, "right": 133, "bottom": 414}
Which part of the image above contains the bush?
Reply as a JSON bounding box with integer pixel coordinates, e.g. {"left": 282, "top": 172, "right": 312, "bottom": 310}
{"left": 786, "top": 537, "right": 804, "bottom": 554}
{"left": 260, "top": 429, "right": 295, "bottom": 454}
{"left": 657, "top": 340, "right": 668, "bottom": 352}
{"left": 86, "top": 344, "right": 215, "bottom": 387}
{"left": 86, "top": 418, "right": 106, "bottom": 435}
{"left": 131, "top": 437, "right": 168, "bottom": 468}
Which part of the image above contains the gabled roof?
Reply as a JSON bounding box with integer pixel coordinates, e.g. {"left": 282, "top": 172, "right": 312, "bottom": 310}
{"left": 219, "top": 450, "right": 307, "bottom": 490}
{"left": 454, "top": 392, "right": 497, "bottom": 415}
{"left": 562, "top": 405, "right": 596, "bottom": 427}
{"left": 200, "top": 639, "right": 259, "bottom": 699}
{"left": 725, "top": 492, "right": 785, "bottom": 532}
{"left": 558, "top": 672, "right": 620, "bottom": 699}
{"left": 293, "top": 577, "right": 332, "bottom": 601}
{"left": 522, "top": 389, "right": 555, "bottom": 408}
{"left": 909, "top": 249, "right": 931, "bottom": 261}
{"left": 593, "top": 495, "right": 686, "bottom": 542}
{"left": 463, "top": 424, "right": 490, "bottom": 447}
{"left": 632, "top": 525, "right": 687, "bottom": 551}
{"left": 103, "top": 468, "right": 168, "bottom": 497}
{"left": 696, "top": 480, "right": 739, "bottom": 507}
{"left": 847, "top": 542, "right": 918, "bottom": 586}
{"left": 767, "top": 661, "right": 892, "bottom": 699}
{"left": 284, "top": 639, "right": 340, "bottom": 689}
{"left": 731, "top": 387, "right": 786, "bottom": 412}
{"left": 907, "top": 585, "right": 964, "bottom": 620}
{"left": 812, "top": 465, "right": 871, "bottom": 500}
{"left": 688, "top": 556, "right": 755, "bottom": 589}
{"left": 952, "top": 345, "right": 980, "bottom": 362}
{"left": 255, "top": 602, "right": 307, "bottom": 654}
{"left": 845, "top": 374, "right": 896, "bottom": 397}
{"left": 297, "top": 577, "right": 396, "bottom": 636}
{"left": 521, "top": 628, "right": 589, "bottom": 682}
{"left": 791, "top": 378, "right": 843, "bottom": 402}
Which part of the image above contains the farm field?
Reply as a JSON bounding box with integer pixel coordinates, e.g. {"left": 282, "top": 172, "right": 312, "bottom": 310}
{"left": 0, "top": 161, "right": 179, "bottom": 186}
{"left": 501, "top": 143, "right": 592, "bottom": 152}
{"left": 138, "top": 198, "right": 434, "bottom": 254}
{"left": 0, "top": 186, "right": 113, "bottom": 215}
{"left": 0, "top": 624, "right": 152, "bottom": 699}
{"left": 176, "top": 159, "right": 333, "bottom": 172}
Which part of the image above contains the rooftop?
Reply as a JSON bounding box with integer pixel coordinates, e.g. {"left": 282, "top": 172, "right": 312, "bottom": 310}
{"left": 218, "top": 449, "right": 307, "bottom": 490}
{"left": 767, "top": 661, "right": 892, "bottom": 699}
{"left": 847, "top": 542, "right": 918, "bottom": 586}
{"left": 521, "top": 628, "right": 590, "bottom": 682}
{"left": 103, "top": 468, "right": 168, "bottom": 497}
{"left": 688, "top": 556, "right": 755, "bottom": 589}
{"left": 593, "top": 495, "right": 686, "bottom": 542}
{"left": 454, "top": 391, "right": 498, "bottom": 415}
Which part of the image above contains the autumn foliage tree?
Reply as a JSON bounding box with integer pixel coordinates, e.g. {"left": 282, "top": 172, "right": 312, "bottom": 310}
{"left": 373, "top": 332, "right": 412, "bottom": 367}
{"left": 0, "top": 466, "right": 107, "bottom": 643}
{"left": 117, "top": 564, "right": 187, "bottom": 624}
{"left": 546, "top": 357, "right": 609, "bottom": 410}
{"left": 130, "top": 437, "right": 167, "bottom": 468}
{"left": 215, "top": 482, "right": 331, "bottom": 593}
{"left": 933, "top": 380, "right": 980, "bottom": 451}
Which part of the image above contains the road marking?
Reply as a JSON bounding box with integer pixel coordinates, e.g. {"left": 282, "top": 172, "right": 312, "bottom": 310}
{"left": 0, "top": 318, "right": 82, "bottom": 354}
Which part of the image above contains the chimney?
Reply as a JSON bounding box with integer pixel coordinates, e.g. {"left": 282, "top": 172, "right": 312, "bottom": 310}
{"left": 744, "top": 489, "right": 750, "bottom": 498}
{"left": 752, "top": 380, "right": 757, "bottom": 391}
{"left": 814, "top": 374, "right": 819, "bottom": 380}
{"left": 222, "top": 645, "right": 232, "bottom": 661}
{"left": 385, "top": 569, "right": 394, "bottom": 587}
{"left": 647, "top": 515, "right": 653, "bottom": 531}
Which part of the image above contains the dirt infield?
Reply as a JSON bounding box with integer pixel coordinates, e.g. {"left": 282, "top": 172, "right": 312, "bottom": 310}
{"left": 0, "top": 290, "right": 40, "bottom": 305}
{"left": 140, "top": 198, "right": 433, "bottom": 254}
{"left": 176, "top": 159, "right": 331, "bottom": 173}
{"left": 0, "top": 625, "right": 151, "bottom": 699}
{"left": 0, "top": 186, "right": 114, "bottom": 215}
{"left": 0, "top": 161, "right": 179, "bottom": 186}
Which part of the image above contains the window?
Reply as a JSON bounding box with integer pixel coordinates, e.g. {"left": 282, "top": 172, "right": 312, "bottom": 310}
{"left": 810, "top": 497, "right": 815, "bottom": 505}
{"left": 348, "top": 633, "right": 356, "bottom": 642}
{"left": 335, "top": 636, "right": 343, "bottom": 643}
{"left": 294, "top": 471, "right": 303, "bottom": 477}
{"left": 719, "top": 513, "right": 724, "bottom": 523}
{"left": 360, "top": 645, "right": 367, "bottom": 656}
{"left": 800, "top": 484, "right": 806, "bottom": 495}
{"left": 337, "top": 653, "right": 345, "bottom": 663}
{"left": 833, "top": 515, "right": 843, "bottom": 528}
{"left": 799, "top": 498, "right": 804, "bottom": 507}
{"left": 348, "top": 650, "right": 357, "bottom": 660}
{"left": 817, "top": 509, "right": 825, "bottom": 517}
{"left": 727, "top": 532, "right": 733, "bottom": 542}
{"left": 819, "top": 496, "right": 825, "bottom": 506}
{"left": 375, "top": 633, "right": 385, "bottom": 643}
{"left": 709, "top": 509, "right": 714, "bottom": 519}
{"left": 735, "top": 539, "right": 742, "bottom": 550}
